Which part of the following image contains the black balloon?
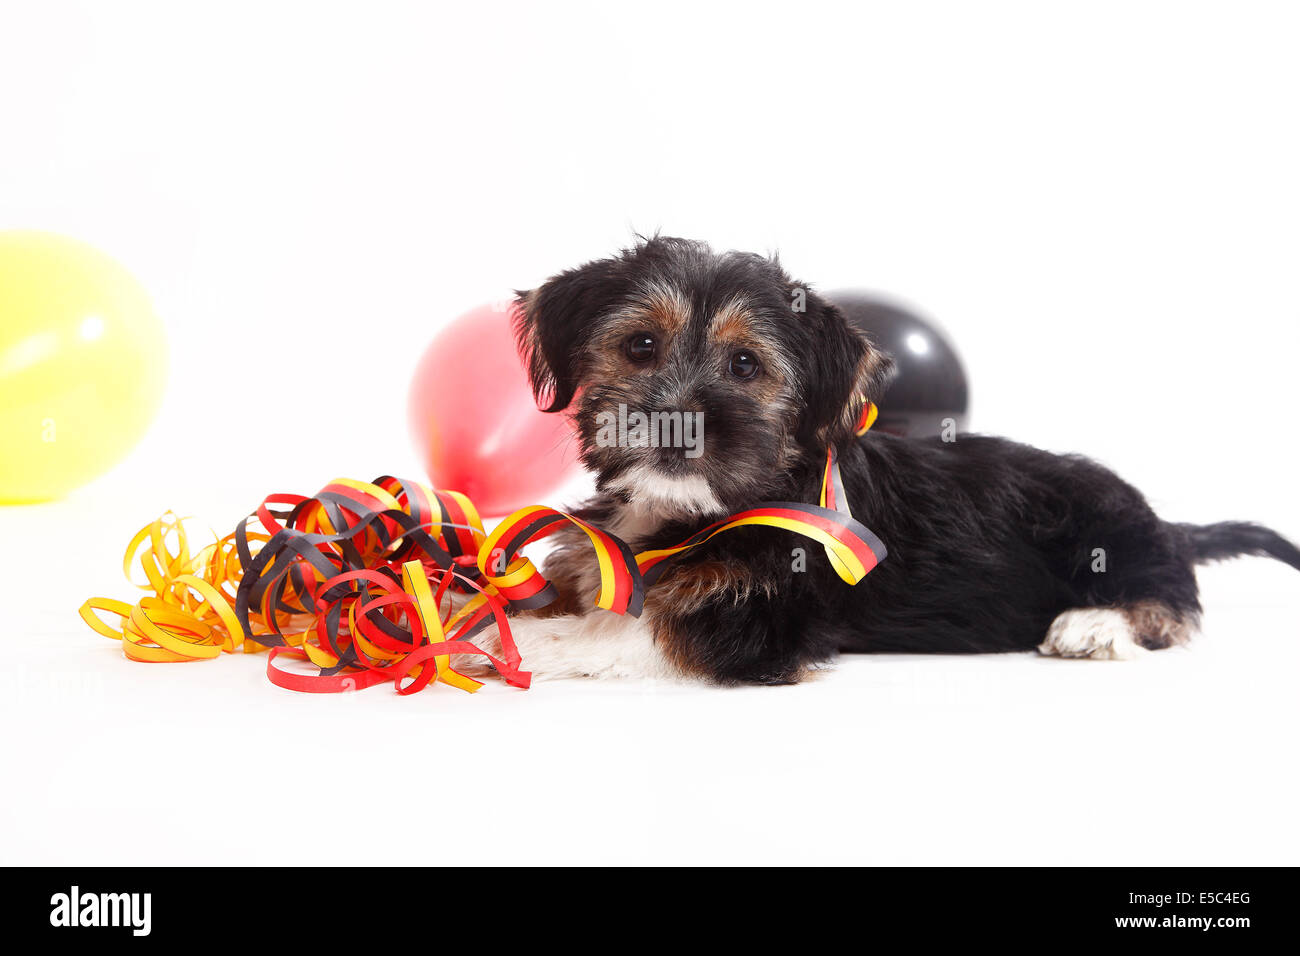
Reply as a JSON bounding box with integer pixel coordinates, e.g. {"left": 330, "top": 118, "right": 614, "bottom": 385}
{"left": 825, "top": 290, "right": 969, "bottom": 440}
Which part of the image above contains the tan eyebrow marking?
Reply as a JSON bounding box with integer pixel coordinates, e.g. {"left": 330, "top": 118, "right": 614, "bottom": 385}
{"left": 709, "top": 296, "right": 756, "bottom": 344}
{"left": 637, "top": 279, "right": 692, "bottom": 332}
{"left": 594, "top": 280, "right": 691, "bottom": 346}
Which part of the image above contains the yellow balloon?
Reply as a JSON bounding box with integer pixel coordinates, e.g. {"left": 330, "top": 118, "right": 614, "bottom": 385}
{"left": 0, "top": 231, "right": 166, "bottom": 503}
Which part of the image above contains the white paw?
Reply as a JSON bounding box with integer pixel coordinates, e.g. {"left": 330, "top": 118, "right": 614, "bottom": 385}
{"left": 449, "top": 611, "right": 678, "bottom": 681}
{"left": 1038, "top": 608, "right": 1149, "bottom": 661}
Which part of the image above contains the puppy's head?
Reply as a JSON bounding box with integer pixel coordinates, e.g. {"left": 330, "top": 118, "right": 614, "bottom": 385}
{"left": 515, "top": 237, "right": 894, "bottom": 517}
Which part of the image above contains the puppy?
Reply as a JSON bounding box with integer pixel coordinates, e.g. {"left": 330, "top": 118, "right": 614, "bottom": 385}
{"left": 469, "top": 236, "right": 1300, "bottom": 684}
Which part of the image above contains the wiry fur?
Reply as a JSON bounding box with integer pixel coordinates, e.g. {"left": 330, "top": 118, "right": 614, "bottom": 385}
{"left": 483, "top": 236, "right": 1300, "bottom": 684}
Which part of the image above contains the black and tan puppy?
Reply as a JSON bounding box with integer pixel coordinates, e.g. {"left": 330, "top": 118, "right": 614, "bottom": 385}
{"left": 470, "top": 236, "right": 1299, "bottom": 684}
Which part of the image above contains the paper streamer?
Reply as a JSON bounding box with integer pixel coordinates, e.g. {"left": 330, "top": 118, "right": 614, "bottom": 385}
{"left": 82, "top": 419, "right": 887, "bottom": 698}
{"left": 80, "top": 478, "right": 534, "bottom": 694}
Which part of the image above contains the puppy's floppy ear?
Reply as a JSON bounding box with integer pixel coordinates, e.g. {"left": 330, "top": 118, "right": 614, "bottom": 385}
{"left": 798, "top": 293, "right": 897, "bottom": 446}
{"left": 513, "top": 257, "right": 630, "bottom": 413}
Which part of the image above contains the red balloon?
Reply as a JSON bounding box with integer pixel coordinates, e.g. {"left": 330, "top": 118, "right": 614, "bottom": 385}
{"left": 407, "top": 303, "right": 582, "bottom": 517}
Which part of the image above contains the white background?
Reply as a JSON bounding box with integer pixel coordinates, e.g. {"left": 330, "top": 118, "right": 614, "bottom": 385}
{"left": 2, "top": 0, "right": 1297, "bottom": 864}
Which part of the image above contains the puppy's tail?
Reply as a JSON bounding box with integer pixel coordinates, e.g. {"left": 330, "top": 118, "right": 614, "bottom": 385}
{"left": 1177, "top": 521, "right": 1300, "bottom": 572}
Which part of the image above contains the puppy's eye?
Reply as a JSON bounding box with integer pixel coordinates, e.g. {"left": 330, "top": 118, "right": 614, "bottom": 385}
{"left": 625, "top": 333, "right": 656, "bottom": 363}
{"left": 728, "top": 351, "right": 760, "bottom": 379}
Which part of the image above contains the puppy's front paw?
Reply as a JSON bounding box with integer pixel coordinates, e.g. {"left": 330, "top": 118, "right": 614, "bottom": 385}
{"left": 1038, "top": 608, "right": 1148, "bottom": 661}
{"left": 447, "top": 620, "right": 505, "bottom": 677}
